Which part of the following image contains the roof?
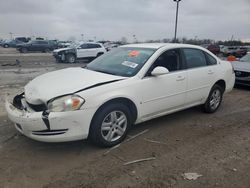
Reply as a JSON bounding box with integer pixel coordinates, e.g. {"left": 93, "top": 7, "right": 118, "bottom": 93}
{"left": 121, "top": 43, "right": 204, "bottom": 50}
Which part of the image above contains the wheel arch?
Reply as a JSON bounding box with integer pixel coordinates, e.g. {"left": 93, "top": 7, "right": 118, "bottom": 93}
{"left": 90, "top": 97, "right": 138, "bottom": 127}
{"left": 96, "top": 52, "right": 104, "bottom": 57}
{"left": 214, "top": 79, "right": 226, "bottom": 93}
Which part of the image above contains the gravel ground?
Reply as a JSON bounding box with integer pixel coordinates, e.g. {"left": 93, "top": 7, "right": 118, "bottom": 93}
{"left": 0, "top": 47, "right": 249, "bottom": 188}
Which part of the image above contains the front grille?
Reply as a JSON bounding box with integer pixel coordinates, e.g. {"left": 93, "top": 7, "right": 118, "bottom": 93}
{"left": 235, "top": 71, "right": 250, "bottom": 78}
{"left": 32, "top": 129, "right": 68, "bottom": 136}
{"left": 13, "top": 93, "right": 47, "bottom": 112}
{"left": 13, "top": 93, "right": 25, "bottom": 110}
{"left": 27, "top": 102, "right": 47, "bottom": 112}
{"left": 236, "top": 80, "right": 250, "bottom": 85}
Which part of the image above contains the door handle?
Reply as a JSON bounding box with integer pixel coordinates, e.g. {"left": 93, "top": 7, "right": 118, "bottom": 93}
{"left": 176, "top": 76, "right": 185, "bottom": 81}
{"left": 208, "top": 70, "right": 214, "bottom": 75}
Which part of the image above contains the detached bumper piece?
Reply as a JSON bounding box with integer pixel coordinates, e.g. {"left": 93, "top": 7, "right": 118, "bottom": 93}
{"left": 32, "top": 129, "right": 69, "bottom": 136}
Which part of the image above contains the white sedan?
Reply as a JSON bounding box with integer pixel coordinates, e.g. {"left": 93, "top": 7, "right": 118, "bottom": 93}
{"left": 6, "top": 43, "right": 235, "bottom": 147}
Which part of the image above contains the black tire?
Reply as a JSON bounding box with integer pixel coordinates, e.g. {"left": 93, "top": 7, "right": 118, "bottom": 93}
{"left": 203, "top": 84, "right": 223, "bottom": 113}
{"left": 44, "top": 48, "right": 50, "bottom": 53}
{"left": 96, "top": 52, "right": 104, "bottom": 58}
{"left": 21, "top": 48, "right": 28, "bottom": 53}
{"left": 89, "top": 103, "right": 132, "bottom": 147}
{"left": 3, "top": 44, "right": 9, "bottom": 48}
{"left": 66, "top": 54, "right": 76, "bottom": 63}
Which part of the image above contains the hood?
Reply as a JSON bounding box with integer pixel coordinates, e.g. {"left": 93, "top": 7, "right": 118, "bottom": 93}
{"left": 53, "top": 47, "right": 73, "bottom": 53}
{"left": 24, "top": 67, "right": 124, "bottom": 105}
{"left": 232, "top": 61, "right": 250, "bottom": 72}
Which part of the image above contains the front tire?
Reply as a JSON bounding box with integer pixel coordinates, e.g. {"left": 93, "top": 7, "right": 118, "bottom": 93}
{"left": 66, "top": 54, "right": 76, "bottom": 63}
{"left": 89, "top": 103, "right": 132, "bottom": 147}
{"left": 20, "top": 48, "right": 28, "bottom": 53}
{"left": 203, "top": 85, "right": 223, "bottom": 113}
{"left": 44, "top": 48, "right": 50, "bottom": 53}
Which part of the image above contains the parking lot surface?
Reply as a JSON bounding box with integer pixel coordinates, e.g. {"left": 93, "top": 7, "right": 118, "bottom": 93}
{"left": 0, "top": 48, "right": 249, "bottom": 188}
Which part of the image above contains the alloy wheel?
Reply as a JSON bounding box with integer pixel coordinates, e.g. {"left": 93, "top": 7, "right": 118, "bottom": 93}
{"left": 101, "top": 111, "right": 127, "bottom": 142}
{"left": 209, "top": 89, "right": 221, "bottom": 111}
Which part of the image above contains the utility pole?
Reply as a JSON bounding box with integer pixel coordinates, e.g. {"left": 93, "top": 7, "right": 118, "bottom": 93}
{"left": 173, "top": 0, "right": 182, "bottom": 43}
{"left": 9, "top": 32, "right": 14, "bottom": 39}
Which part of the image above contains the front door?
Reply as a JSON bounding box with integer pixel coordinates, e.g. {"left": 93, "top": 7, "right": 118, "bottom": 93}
{"left": 140, "top": 49, "right": 187, "bottom": 119}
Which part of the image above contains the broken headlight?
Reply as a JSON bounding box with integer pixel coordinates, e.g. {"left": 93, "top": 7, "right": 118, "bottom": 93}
{"left": 47, "top": 95, "right": 85, "bottom": 112}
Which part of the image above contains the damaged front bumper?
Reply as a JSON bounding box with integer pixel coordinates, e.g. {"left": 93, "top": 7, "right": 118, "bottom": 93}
{"left": 5, "top": 95, "right": 96, "bottom": 142}
{"left": 53, "top": 53, "right": 65, "bottom": 62}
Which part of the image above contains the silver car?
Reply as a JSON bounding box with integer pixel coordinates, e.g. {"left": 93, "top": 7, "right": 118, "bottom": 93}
{"left": 232, "top": 52, "right": 250, "bottom": 86}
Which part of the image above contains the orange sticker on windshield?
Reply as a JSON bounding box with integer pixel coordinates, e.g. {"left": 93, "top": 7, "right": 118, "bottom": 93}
{"left": 128, "top": 50, "right": 140, "bottom": 57}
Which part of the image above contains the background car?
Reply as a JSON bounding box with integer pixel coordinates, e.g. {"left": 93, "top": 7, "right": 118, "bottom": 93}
{"left": 2, "top": 39, "right": 24, "bottom": 48}
{"left": 53, "top": 42, "right": 106, "bottom": 63}
{"left": 16, "top": 40, "right": 55, "bottom": 53}
{"left": 222, "top": 46, "right": 247, "bottom": 58}
{"left": 205, "top": 44, "right": 220, "bottom": 55}
{"left": 57, "top": 41, "right": 72, "bottom": 48}
{"left": 232, "top": 52, "right": 250, "bottom": 86}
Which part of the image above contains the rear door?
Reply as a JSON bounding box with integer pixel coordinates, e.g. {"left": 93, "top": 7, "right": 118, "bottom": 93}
{"left": 182, "top": 48, "right": 217, "bottom": 105}
{"left": 87, "top": 43, "right": 102, "bottom": 57}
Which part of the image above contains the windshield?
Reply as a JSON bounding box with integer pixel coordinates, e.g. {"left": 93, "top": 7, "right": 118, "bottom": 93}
{"left": 240, "top": 53, "right": 250, "bottom": 62}
{"left": 69, "top": 42, "right": 80, "bottom": 48}
{"left": 86, "top": 47, "right": 156, "bottom": 77}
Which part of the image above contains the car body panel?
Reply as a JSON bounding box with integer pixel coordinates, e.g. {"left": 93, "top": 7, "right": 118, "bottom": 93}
{"left": 232, "top": 58, "right": 250, "bottom": 86}
{"left": 24, "top": 67, "right": 124, "bottom": 105}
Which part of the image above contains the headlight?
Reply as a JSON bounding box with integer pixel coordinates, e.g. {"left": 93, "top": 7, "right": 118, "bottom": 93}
{"left": 47, "top": 95, "right": 85, "bottom": 112}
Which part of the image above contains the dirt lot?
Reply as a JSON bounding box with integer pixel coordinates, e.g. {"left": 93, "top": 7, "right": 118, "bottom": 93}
{"left": 0, "top": 47, "right": 249, "bottom": 188}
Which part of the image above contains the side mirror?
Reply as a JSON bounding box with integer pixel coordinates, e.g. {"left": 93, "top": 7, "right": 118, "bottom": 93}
{"left": 151, "top": 66, "right": 169, "bottom": 76}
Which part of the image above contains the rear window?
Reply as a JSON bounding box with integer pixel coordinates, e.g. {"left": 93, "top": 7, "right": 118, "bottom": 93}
{"left": 183, "top": 48, "right": 207, "bottom": 68}
{"left": 205, "top": 52, "right": 217, "bottom": 65}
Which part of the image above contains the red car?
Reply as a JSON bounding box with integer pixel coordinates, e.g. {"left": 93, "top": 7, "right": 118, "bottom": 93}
{"left": 203, "top": 44, "right": 220, "bottom": 55}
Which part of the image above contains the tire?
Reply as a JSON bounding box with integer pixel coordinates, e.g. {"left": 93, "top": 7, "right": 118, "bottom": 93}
{"left": 89, "top": 103, "right": 132, "bottom": 147}
{"left": 66, "top": 54, "right": 76, "bottom": 63}
{"left": 44, "top": 48, "right": 50, "bottom": 53}
{"left": 21, "top": 48, "right": 28, "bottom": 53}
{"left": 3, "top": 44, "right": 9, "bottom": 48}
{"left": 203, "top": 84, "right": 223, "bottom": 113}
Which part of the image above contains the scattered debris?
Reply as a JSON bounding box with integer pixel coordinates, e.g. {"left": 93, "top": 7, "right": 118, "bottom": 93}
{"left": 2, "top": 133, "right": 18, "bottom": 143}
{"left": 144, "top": 138, "right": 167, "bottom": 145}
{"left": 123, "top": 157, "right": 156, "bottom": 166}
{"left": 1, "top": 59, "right": 21, "bottom": 67}
{"left": 103, "top": 144, "right": 121, "bottom": 156}
{"left": 232, "top": 168, "right": 237, "bottom": 172}
{"left": 126, "top": 129, "right": 149, "bottom": 142}
{"left": 183, "top": 172, "right": 202, "bottom": 180}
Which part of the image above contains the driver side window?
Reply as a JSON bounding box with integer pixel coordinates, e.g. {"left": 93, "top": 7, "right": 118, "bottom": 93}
{"left": 80, "top": 44, "right": 88, "bottom": 49}
{"left": 147, "top": 49, "right": 183, "bottom": 76}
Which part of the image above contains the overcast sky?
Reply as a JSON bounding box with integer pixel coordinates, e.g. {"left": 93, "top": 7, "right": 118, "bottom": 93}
{"left": 0, "top": 0, "right": 249, "bottom": 42}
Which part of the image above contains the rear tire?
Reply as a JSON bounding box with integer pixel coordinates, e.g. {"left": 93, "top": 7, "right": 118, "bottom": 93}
{"left": 89, "top": 103, "right": 131, "bottom": 147}
{"left": 3, "top": 44, "right": 9, "bottom": 48}
{"left": 44, "top": 48, "right": 50, "bottom": 53}
{"left": 66, "top": 54, "right": 76, "bottom": 63}
{"left": 203, "top": 84, "right": 223, "bottom": 113}
{"left": 21, "top": 48, "right": 27, "bottom": 53}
